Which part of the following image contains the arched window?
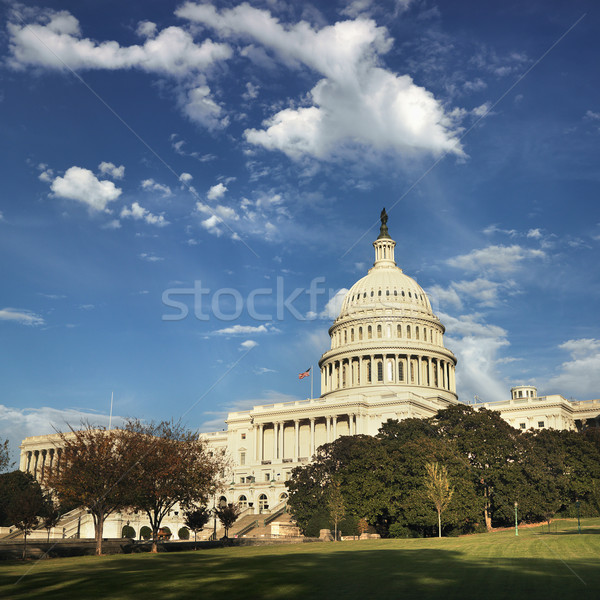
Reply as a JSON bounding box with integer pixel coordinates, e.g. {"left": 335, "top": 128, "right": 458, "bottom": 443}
{"left": 378, "top": 290, "right": 382, "bottom": 297}
{"left": 351, "top": 328, "right": 355, "bottom": 342}
{"left": 367, "top": 361, "right": 372, "bottom": 383}
{"left": 368, "top": 326, "right": 372, "bottom": 339}
{"left": 279, "top": 492, "right": 289, "bottom": 502}
{"left": 416, "top": 327, "right": 419, "bottom": 340}
{"left": 377, "top": 361, "right": 384, "bottom": 382}
{"left": 398, "top": 361, "right": 404, "bottom": 381}
{"left": 359, "top": 327, "right": 363, "bottom": 340}
{"left": 386, "top": 290, "right": 390, "bottom": 296}
{"left": 397, "top": 324, "right": 402, "bottom": 337}
{"left": 344, "top": 330, "right": 347, "bottom": 343}
{"left": 394, "top": 290, "right": 398, "bottom": 296}
{"left": 238, "top": 495, "right": 248, "bottom": 509}
{"left": 387, "top": 324, "right": 391, "bottom": 338}
{"left": 219, "top": 496, "right": 227, "bottom": 508}
{"left": 387, "top": 360, "right": 394, "bottom": 382}
{"left": 377, "top": 324, "right": 382, "bottom": 338}
{"left": 406, "top": 326, "right": 411, "bottom": 339}
{"left": 258, "top": 494, "right": 269, "bottom": 511}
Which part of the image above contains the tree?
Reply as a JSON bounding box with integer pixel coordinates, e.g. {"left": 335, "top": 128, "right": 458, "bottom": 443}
{"left": 6, "top": 477, "right": 48, "bottom": 559}
{"left": 326, "top": 478, "right": 346, "bottom": 541}
{"left": 424, "top": 462, "right": 454, "bottom": 538}
{"left": 215, "top": 503, "right": 240, "bottom": 538}
{"left": 45, "top": 424, "right": 138, "bottom": 555}
{"left": 184, "top": 507, "right": 211, "bottom": 542}
{"left": 0, "top": 471, "right": 43, "bottom": 526}
{"left": 41, "top": 498, "right": 61, "bottom": 542}
{"left": 0, "top": 439, "right": 10, "bottom": 473}
{"left": 124, "top": 420, "right": 225, "bottom": 553}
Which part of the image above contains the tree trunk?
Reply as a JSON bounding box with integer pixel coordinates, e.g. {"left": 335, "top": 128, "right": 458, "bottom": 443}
{"left": 95, "top": 514, "right": 104, "bottom": 556}
{"left": 438, "top": 511, "right": 442, "bottom": 538}
{"left": 23, "top": 531, "right": 28, "bottom": 560}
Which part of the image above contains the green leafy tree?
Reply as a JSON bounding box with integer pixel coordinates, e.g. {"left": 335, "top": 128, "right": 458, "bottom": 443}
{"left": 327, "top": 478, "right": 346, "bottom": 541}
{"left": 124, "top": 420, "right": 225, "bottom": 552}
{"left": 184, "top": 507, "right": 211, "bottom": 542}
{"left": 215, "top": 503, "right": 240, "bottom": 538}
{"left": 7, "top": 477, "right": 48, "bottom": 559}
{"left": 140, "top": 525, "right": 152, "bottom": 540}
{"left": 178, "top": 527, "right": 190, "bottom": 540}
{"left": 424, "top": 462, "right": 454, "bottom": 538}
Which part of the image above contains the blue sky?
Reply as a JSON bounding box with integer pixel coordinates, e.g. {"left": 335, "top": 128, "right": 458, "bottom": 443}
{"left": 1, "top": 0, "right": 599, "bottom": 462}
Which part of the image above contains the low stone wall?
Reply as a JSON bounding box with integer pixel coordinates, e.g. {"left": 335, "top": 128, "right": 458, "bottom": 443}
{"left": 0, "top": 536, "right": 322, "bottom": 560}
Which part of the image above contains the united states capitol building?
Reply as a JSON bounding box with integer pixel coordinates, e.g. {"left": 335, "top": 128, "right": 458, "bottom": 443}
{"left": 17, "top": 213, "right": 600, "bottom": 539}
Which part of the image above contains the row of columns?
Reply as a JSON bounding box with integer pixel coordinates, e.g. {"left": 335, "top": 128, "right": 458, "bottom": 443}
{"left": 21, "top": 448, "right": 62, "bottom": 482}
{"left": 321, "top": 354, "right": 455, "bottom": 394}
{"left": 254, "top": 414, "right": 358, "bottom": 463}
{"left": 331, "top": 323, "right": 443, "bottom": 349}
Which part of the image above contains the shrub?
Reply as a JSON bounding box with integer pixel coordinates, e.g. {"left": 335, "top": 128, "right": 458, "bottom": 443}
{"left": 122, "top": 525, "right": 136, "bottom": 539}
{"left": 178, "top": 527, "right": 190, "bottom": 540}
{"left": 140, "top": 525, "right": 152, "bottom": 540}
{"left": 388, "top": 523, "right": 412, "bottom": 538}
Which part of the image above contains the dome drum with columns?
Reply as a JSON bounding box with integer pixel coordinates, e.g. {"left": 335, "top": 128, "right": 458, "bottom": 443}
{"left": 319, "top": 209, "right": 457, "bottom": 402}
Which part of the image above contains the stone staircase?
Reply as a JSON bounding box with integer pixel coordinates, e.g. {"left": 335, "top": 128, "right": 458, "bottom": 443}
{"left": 1, "top": 506, "right": 90, "bottom": 541}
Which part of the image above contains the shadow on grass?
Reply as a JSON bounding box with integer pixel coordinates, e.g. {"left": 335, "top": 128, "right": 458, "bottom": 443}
{"left": 2, "top": 539, "right": 599, "bottom": 600}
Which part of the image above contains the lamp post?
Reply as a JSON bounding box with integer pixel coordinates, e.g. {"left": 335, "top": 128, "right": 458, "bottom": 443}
{"left": 514, "top": 502, "right": 519, "bottom": 537}
{"left": 576, "top": 499, "right": 581, "bottom": 534}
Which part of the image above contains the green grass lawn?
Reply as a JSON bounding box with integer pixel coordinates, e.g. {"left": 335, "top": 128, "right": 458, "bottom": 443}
{"left": 1, "top": 519, "right": 599, "bottom": 600}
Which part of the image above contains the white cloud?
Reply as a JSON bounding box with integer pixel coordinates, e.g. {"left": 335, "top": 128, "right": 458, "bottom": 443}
{"left": 178, "top": 2, "right": 464, "bottom": 160}
{"left": 7, "top": 9, "right": 233, "bottom": 129}
{"left": 141, "top": 178, "right": 172, "bottom": 197}
{"left": 179, "top": 172, "right": 193, "bottom": 183}
{"left": 427, "top": 284, "right": 463, "bottom": 310}
{"left": 482, "top": 224, "right": 517, "bottom": 237}
{"left": 120, "top": 202, "right": 169, "bottom": 227}
{"left": 242, "top": 81, "right": 259, "bottom": 100}
{"left": 214, "top": 324, "right": 270, "bottom": 335}
{"left": 547, "top": 339, "right": 600, "bottom": 400}
{"left": 440, "top": 312, "right": 509, "bottom": 403}
{"left": 139, "top": 252, "right": 164, "bottom": 262}
{"left": 38, "top": 163, "right": 54, "bottom": 182}
{"left": 319, "top": 288, "right": 348, "bottom": 319}
{"left": 0, "top": 308, "right": 45, "bottom": 326}
{"left": 0, "top": 404, "right": 126, "bottom": 466}
{"left": 136, "top": 20, "right": 157, "bottom": 39}
{"left": 98, "top": 161, "right": 125, "bottom": 179}
{"left": 207, "top": 182, "right": 227, "bottom": 200}
{"left": 526, "top": 228, "right": 542, "bottom": 239}
{"left": 446, "top": 244, "right": 545, "bottom": 274}
{"left": 0, "top": 211, "right": 4, "bottom": 221}
{"left": 50, "top": 166, "right": 121, "bottom": 212}
{"left": 103, "top": 219, "right": 121, "bottom": 230}
{"left": 8, "top": 10, "right": 232, "bottom": 77}
{"left": 240, "top": 339, "right": 258, "bottom": 350}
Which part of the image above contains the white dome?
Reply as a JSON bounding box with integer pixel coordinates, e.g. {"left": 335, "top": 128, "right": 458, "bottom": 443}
{"left": 338, "top": 265, "right": 433, "bottom": 321}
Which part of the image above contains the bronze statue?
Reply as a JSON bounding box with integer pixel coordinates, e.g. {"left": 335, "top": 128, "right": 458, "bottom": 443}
{"left": 378, "top": 207, "right": 390, "bottom": 239}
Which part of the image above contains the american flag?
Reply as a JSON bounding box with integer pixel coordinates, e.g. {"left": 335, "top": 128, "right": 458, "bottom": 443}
{"left": 298, "top": 367, "right": 311, "bottom": 379}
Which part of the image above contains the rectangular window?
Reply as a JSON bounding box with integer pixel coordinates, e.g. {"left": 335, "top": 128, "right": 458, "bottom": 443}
{"left": 240, "top": 452, "right": 246, "bottom": 466}
{"left": 538, "top": 421, "right": 545, "bottom": 428}
{"left": 241, "top": 433, "right": 246, "bottom": 439}
{"left": 265, "top": 473, "right": 271, "bottom": 482}
{"left": 519, "top": 423, "right": 526, "bottom": 429}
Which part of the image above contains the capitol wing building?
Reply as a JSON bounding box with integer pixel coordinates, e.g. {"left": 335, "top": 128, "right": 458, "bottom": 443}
{"left": 17, "top": 213, "right": 599, "bottom": 537}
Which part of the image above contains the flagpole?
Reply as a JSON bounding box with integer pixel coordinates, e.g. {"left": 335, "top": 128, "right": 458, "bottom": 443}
{"left": 310, "top": 366, "right": 313, "bottom": 400}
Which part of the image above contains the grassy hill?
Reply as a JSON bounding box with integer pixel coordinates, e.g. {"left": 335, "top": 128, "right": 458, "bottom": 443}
{"left": 1, "top": 518, "right": 599, "bottom": 599}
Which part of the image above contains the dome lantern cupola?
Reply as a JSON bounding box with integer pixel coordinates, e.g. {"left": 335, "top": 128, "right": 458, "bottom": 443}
{"left": 373, "top": 208, "right": 397, "bottom": 268}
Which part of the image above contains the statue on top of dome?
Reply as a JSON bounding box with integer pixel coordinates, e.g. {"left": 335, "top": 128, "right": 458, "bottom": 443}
{"left": 377, "top": 207, "right": 390, "bottom": 239}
